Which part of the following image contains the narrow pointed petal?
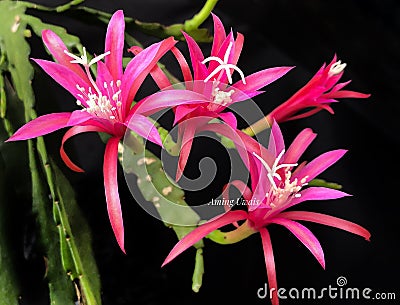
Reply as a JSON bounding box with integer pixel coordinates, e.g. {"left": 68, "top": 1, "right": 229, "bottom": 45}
{"left": 171, "top": 47, "right": 193, "bottom": 84}
{"left": 41, "top": 30, "right": 89, "bottom": 82}
{"left": 125, "top": 114, "right": 161, "bottom": 146}
{"left": 104, "top": 10, "right": 125, "bottom": 80}
{"left": 132, "top": 90, "right": 209, "bottom": 116}
{"left": 182, "top": 32, "right": 208, "bottom": 80}
{"left": 293, "top": 149, "right": 347, "bottom": 182}
{"left": 128, "top": 46, "right": 172, "bottom": 89}
{"left": 162, "top": 210, "right": 248, "bottom": 267}
{"left": 176, "top": 121, "right": 197, "bottom": 181}
{"left": 325, "top": 90, "right": 371, "bottom": 99}
{"left": 60, "top": 125, "right": 108, "bottom": 172}
{"left": 6, "top": 113, "right": 71, "bottom": 141}
{"left": 104, "top": 137, "right": 125, "bottom": 253}
{"left": 259, "top": 228, "right": 279, "bottom": 305}
{"left": 232, "top": 67, "right": 293, "bottom": 93}
{"left": 284, "top": 128, "right": 316, "bottom": 164}
{"left": 67, "top": 110, "right": 114, "bottom": 131}
{"left": 210, "top": 13, "right": 227, "bottom": 57}
{"left": 232, "top": 32, "right": 244, "bottom": 66}
{"left": 268, "top": 121, "right": 285, "bottom": 156}
{"left": 274, "top": 187, "right": 350, "bottom": 215}
{"left": 270, "top": 218, "right": 325, "bottom": 269}
{"left": 32, "top": 59, "right": 90, "bottom": 104}
{"left": 122, "top": 37, "right": 177, "bottom": 114}
{"left": 279, "top": 211, "right": 371, "bottom": 241}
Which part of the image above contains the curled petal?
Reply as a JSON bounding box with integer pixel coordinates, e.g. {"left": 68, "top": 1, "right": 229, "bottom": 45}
{"left": 176, "top": 120, "right": 198, "bottom": 181}
{"left": 162, "top": 210, "right": 248, "bottom": 267}
{"left": 60, "top": 125, "right": 108, "bottom": 172}
{"left": 104, "top": 137, "right": 125, "bottom": 253}
{"left": 6, "top": 113, "right": 71, "bottom": 142}
{"left": 269, "top": 218, "right": 325, "bottom": 269}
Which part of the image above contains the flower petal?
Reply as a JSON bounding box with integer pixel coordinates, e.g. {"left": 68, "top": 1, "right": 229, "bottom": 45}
{"left": 60, "top": 125, "right": 108, "bottom": 172}
{"left": 324, "top": 90, "right": 371, "bottom": 99}
{"left": 125, "top": 114, "right": 161, "bottom": 146}
{"left": 128, "top": 46, "right": 172, "bottom": 89}
{"left": 279, "top": 211, "right": 371, "bottom": 241}
{"left": 104, "top": 10, "right": 125, "bottom": 80}
{"left": 182, "top": 32, "right": 208, "bottom": 80}
{"left": 104, "top": 136, "right": 125, "bottom": 253}
{"left": 218, "top": 112, "right": 237, "bottom": 129}
{"left": 210, "top": 13, "right": 227, "bottom": 57}
{"left": 176, "top": 120, "right": 198, "bottom": 181}
{"left": 268, "top": 121, "right": 285, "bottom": 156}
{"left": 122, "top": 37, "right": 176, "bottom": 115}
{"left": 232, "top": 67, "right": 293, "bottom": 93}
{"left": 173, "top": 104, "right": 199, "bottom": 125}
{"left": 284, "top": 128, "right": 316, "bottom": 164}
{"left": 162, "top": 210, "right": 248, "bottom": 267}
{"left": 269, "top": 218, "right": 325, "bottom": 269}
{"left": 41, "top": 30, "right": 89, "bottom": 82}
{"left": 6, "top": 113, "right": 71, "bottom": 141}
{"left": 259, "top": 228, "right": 279, "bottom": 305}
{"left": 32, "top": 59, "right": 90, "bottom": 106}
{"left": 293, "top": 149, "right": 347, "bottom": 182}
{"left": 171, "top": 46, "right": 193, "bottom": 84}
{"left": 132, "top": 90, "right": 209, "bottom": 116}
{"left": 273, "top": 187, "right": 351, "bottom": 215}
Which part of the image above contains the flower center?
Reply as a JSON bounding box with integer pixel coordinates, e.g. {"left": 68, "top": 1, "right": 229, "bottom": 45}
{"left": 202, "top": 42, "right": 246, "bottom": 85}
{"left": 253, "top": 150, "right": 308, "bottom": 208}
{"left": 75, "top": 80, "right": 123, "bottom": 121}
{"left": 329, "top": 60, "right": 347, "bottom": 76}
{"left": 64, "top": 48, "right": 123, "bottom": 121}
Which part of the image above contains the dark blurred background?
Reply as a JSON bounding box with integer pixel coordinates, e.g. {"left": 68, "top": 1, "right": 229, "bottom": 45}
{"left": 22, "top": 0, "right": 400, "bottom": 304}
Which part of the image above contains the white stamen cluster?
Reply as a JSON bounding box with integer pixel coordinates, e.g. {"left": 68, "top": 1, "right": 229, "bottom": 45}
{"left": 253, "top": 150, "right": 308, "bottom": 209}
{"left": 64, "top": 47, "right": 122, "bottom": 121}
{"left": 75, "top": 80, "right": 122, "bottom": 121}
{"left": 329, "top": 60, "right": 347, "bottom": 76}
{"left": 202, "top": 42, "right": 246, "bottom": 84}
{"left": 213, "top": 87, "right": 234, "bottom": 106}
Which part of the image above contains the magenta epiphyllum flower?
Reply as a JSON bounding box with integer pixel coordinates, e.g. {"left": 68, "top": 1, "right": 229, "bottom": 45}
{"left": 6, "top": 10, "right": 209, "bottom": 252}
{"left": 162, "top": 122, "right": 370, "bottom": 305}
{"left": 267, "top": 56, "right": 370, "bottom": 123}
{"left": 133, "top": 14, "right": 293, "bottom": 180}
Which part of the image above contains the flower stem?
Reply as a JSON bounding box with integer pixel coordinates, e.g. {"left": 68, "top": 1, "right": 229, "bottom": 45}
{"left": 242, "top": 115, "right": 272, "bottom": 137}
{"left": 207, "top": 220, "right": 256, "bottom": 244}
{"left": 184, "top": 0, "right": 219, "bottom": 31}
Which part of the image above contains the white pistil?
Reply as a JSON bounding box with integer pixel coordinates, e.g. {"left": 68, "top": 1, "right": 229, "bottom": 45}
{"left": 64, "top": 47, "right": 110, "bottom": 67}
{"left": 202, "top": 42, "right": 246, "bottom": 84}
{"left": 329, "top": 60, "right": 347, "bottom": 76}
{"left": 253, "top": 150, "right": 298, "bottom": 190}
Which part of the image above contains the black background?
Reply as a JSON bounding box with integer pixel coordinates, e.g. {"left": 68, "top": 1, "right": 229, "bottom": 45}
{"left": 21, "top": 0, "right": 400, "bottom": 304}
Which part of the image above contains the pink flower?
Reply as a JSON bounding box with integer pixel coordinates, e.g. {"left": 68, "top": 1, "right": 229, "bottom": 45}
{"left": 267, "top": 55, "right": 370, "bottom": 122}
{"left": 130, "top": 14, "right": 292, "bottom": 180}
{"left": 6, "top": 10, "right": 208, "bottom": 252}
{"left": 161, "top": 122, "right": 370, "bottom": 305}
